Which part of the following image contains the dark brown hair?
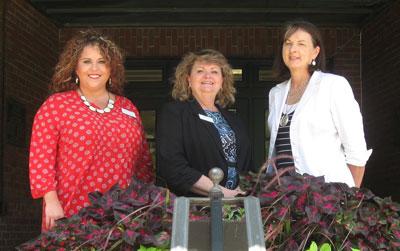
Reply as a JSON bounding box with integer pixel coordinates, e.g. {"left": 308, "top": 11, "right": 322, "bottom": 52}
{"left": 51, "top": 30, "right": 125, "bottom": 95}
{"left": 171, "top": 49, "right": 236, "bottom": 108}
{"left": 273, "top": 20, "right": 326, "bottom": 79}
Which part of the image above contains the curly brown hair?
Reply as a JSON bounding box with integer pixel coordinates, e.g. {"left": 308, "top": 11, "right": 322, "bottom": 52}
{"left": 51, "top": 30, "right": 125, "bottom": 95}
{"left": 172, "top": 49, "right": 236, "bottom": 108}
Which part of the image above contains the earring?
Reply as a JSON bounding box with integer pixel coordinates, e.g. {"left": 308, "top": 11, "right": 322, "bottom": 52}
{"left": 75, "top": 77, "right": 79, "bottom": 85}
{"left": 188, "top": 83, "right": 192, "bottom": 95}
{"left": 108, "top": 78, "right": 112, "bottom": 87}
{"left": 311, "top": 59, "right": 316, "bottom": 66}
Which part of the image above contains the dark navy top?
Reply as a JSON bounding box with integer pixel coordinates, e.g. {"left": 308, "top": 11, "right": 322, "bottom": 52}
{"left": 275, "top": 111, "right": 295, "bottom": 169}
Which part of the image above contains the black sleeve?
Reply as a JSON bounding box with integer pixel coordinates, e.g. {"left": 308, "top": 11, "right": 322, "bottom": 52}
{"left": 241, "top": 138, "right": 255, "bottom": 173}
{"left": 236, "top": 115, "right": 255, "bottom": 173}
{"left": 156, "top": 102, "right": 203, "bottom": 195}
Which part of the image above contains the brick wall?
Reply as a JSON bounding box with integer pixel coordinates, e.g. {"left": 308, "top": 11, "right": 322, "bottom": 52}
{"left": 60, "top": 26, "right": 362, "bottom": 98}
{"left": 0, "top": 0, "right": 59, "bottom": 249}
{"left": 362, "top": 1, "right": 400, "bottom": 201}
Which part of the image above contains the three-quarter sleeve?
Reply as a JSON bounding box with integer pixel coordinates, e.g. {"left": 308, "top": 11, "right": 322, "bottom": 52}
{"left": 330, "top": 76, "right": 372, "bottom": 166}
{"left": 133, "top": 110, "right": 155, "bottom": 183}
{"left": 29, "top": 97, "right": 60, "bottom": 198}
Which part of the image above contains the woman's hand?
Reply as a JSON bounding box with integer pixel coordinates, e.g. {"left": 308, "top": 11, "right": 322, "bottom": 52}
{"left": 221, "top": 186, "right": 247, "bottom": 198}
{"left": 191, "top": 175, "right": 247, "bottom": 197}
{"left": 44, "top": 191, "right": 65, "bottom": 230}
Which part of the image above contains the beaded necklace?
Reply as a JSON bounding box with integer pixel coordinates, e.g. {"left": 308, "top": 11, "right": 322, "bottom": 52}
{"left": 78, "top": 89, "right": 114, "bottom": 114}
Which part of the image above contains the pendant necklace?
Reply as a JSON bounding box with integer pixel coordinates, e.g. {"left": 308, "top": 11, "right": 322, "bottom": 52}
{"left": 279, "top": 103, "right": 297, "bottom": 127}
{"left": 78, "top": 89, "right": 114, "bottom": 114}
{"left": 279, "top": 79, "right": 309, "bottom": 127}
{"left": 279, "top": 113, "right": 289, "bottom": 127}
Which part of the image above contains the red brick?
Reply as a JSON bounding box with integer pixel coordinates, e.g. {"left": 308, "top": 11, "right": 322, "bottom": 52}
{"left": 2, "top": 0, "right": 58, "bottom": 248}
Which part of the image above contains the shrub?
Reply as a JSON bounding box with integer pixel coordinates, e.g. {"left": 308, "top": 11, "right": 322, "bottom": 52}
{"left": 241, "top": 169, "right": 400, "bottom": 250}
{"left": 18, "top": 170, "right": 400, "bottom": 250}
{"left": 17, "top": 180, "right": 173, "bottom": 250}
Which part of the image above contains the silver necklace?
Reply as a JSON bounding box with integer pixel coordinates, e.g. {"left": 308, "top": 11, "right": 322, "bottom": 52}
{"left": 280, "top": 80, "right": 307, "bottom": 127}
{"left": 279, "top": 114, "right": 289, "bottom": 127}
{"left": 279, "top": 103, "right": 297, "bottom": 127}
{"left": 79, "top": 90, "right": 114, "bottom": 114}
{"left": 287, "top": 79, "right": 309, "bottom": 104}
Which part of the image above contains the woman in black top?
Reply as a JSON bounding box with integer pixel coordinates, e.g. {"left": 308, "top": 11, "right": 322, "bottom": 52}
{"left": 156, "top": 49, "right": 253, "bottom": 197}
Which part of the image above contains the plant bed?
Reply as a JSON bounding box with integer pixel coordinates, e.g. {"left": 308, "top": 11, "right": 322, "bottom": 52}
{"left": 18, "top": 170, "right": 400, "bottom": 250}
{"left": 240, "top": 168, "right": 400, "bottom": 250}
{"left": 17, "top": 180, "right": 174, "bottom": 250}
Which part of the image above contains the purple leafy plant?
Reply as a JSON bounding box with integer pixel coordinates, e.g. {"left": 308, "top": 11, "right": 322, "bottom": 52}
{"left": 17, "top": 179, "right": 174, "bottom": 250}
{"left": 240, "top": 166, "right": 400, "bottom": 250}
{"left": 18, "top": 166, "right": 400, "bottom": 250}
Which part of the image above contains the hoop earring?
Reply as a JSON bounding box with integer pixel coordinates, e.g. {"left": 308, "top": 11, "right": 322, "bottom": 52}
{"left": 75, "top": 77, "right": 79, "bottom": 85}
{"left": 311, "top": 59, "right": 316, "bottom": 66}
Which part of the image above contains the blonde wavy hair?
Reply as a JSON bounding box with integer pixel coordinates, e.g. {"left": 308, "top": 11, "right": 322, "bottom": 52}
{"left": 172, "top": 49, "right": 236, "bottom": 108}
{"left": 51, "top": 29, "right": 125, "bottom": 95}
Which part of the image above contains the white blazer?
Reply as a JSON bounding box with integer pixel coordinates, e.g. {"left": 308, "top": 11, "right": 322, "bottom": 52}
{"left": 267, "top": 71, "right": 372, "bottom": 187}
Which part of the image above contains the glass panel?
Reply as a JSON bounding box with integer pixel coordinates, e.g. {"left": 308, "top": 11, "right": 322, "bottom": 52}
{"left": 258, "top": 67, "right": 274, "bottom": 82}
{"left": 126, "top": 69, "right": 163, "bottom": 82}
{"left": 139, "top": 110, "right": 156, "bottom": 167}
{"left": 232, "top": 68, "right": 243, "bottom": 82}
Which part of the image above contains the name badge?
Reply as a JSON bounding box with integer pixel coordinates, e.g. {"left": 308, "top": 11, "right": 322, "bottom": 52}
{"left": 121, "top": 108, "right": 136, "bottom": 118}
{"left": 199, "top": 114, "right": 214, "bottom": 123}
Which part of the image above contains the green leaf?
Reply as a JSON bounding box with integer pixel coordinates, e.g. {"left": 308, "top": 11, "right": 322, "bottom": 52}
{"left": 351, "top": 248, "right": 360, "bottom": 251}
{"left": 320, "top": 243, "right": 332, "bottom": 251}
{"left": 138, "top": 245, "right": 164, "bottom": 251}
{"left": 306, "top": 241, "right": 318, "bottom": 251}
{"left": 284, "top": 219, "right": 291, "bottom": 234}
{"left": 138, "top": 245, "right": 147, "bottom": 251}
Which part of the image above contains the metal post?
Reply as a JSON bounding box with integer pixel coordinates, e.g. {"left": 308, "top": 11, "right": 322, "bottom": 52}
{"left": 209, "top": 167, "right": 224, "bottom": 251}
{"left": 244, "top": 196, "right": 266, "bottom": 251}
{"left": 171, "top": 197, "right": 190, "bottom": 251}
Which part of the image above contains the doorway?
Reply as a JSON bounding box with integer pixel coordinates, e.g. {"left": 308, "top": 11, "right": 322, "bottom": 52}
{"left": 124, "top": 58, "right": 276, "bottom": 171}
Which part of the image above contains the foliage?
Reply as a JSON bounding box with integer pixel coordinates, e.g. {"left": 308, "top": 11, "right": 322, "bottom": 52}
{"left": 240, "top": 169, "right": 400, "bottom": 250}
{"left": 223, "top": 204, "right": 245, "bottom": 222}
{"left": 137, "top": 245, "right": 168, "bottom": 251}
{"left": 17, "top": 179, "right": 174, "bottom": 250}
{"left": 18, "top": 169, "right": 400, "bottom": 250}
{"left": 305, "top": 241, "right": 331, "bottom": 251}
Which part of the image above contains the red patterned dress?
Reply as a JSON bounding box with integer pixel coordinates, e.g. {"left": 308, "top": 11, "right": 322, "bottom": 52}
{"left": 29, "top": 90, "right": 154, "bottom": 230}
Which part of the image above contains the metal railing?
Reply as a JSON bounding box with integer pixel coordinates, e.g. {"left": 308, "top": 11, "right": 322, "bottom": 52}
{"left": 171, "top": 168, "right": 266, "bottom": 251}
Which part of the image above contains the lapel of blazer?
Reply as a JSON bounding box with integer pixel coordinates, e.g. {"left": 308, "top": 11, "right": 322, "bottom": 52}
{"left": 188, "top": 99, "right": 225, "bottom": 157}
{"left": 273, "top": 80, "right": 290, "bottom": 134}
{"left": 291, "top": 71, "right": 322, "bottom": 122}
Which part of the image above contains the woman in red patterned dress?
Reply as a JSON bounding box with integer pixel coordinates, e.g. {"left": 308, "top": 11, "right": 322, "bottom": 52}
{"left": 29, "top": 30, "right": 154, "bottom": 231}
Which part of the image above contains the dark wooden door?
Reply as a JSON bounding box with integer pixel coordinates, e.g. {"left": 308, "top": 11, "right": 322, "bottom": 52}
{"left": 125, "top": 58, "right": 276, "bottom": 171}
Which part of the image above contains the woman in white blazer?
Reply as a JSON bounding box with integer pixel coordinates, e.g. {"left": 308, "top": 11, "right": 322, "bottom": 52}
{"left": 267, "top": 21, "right": 371, "bottom": 187}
